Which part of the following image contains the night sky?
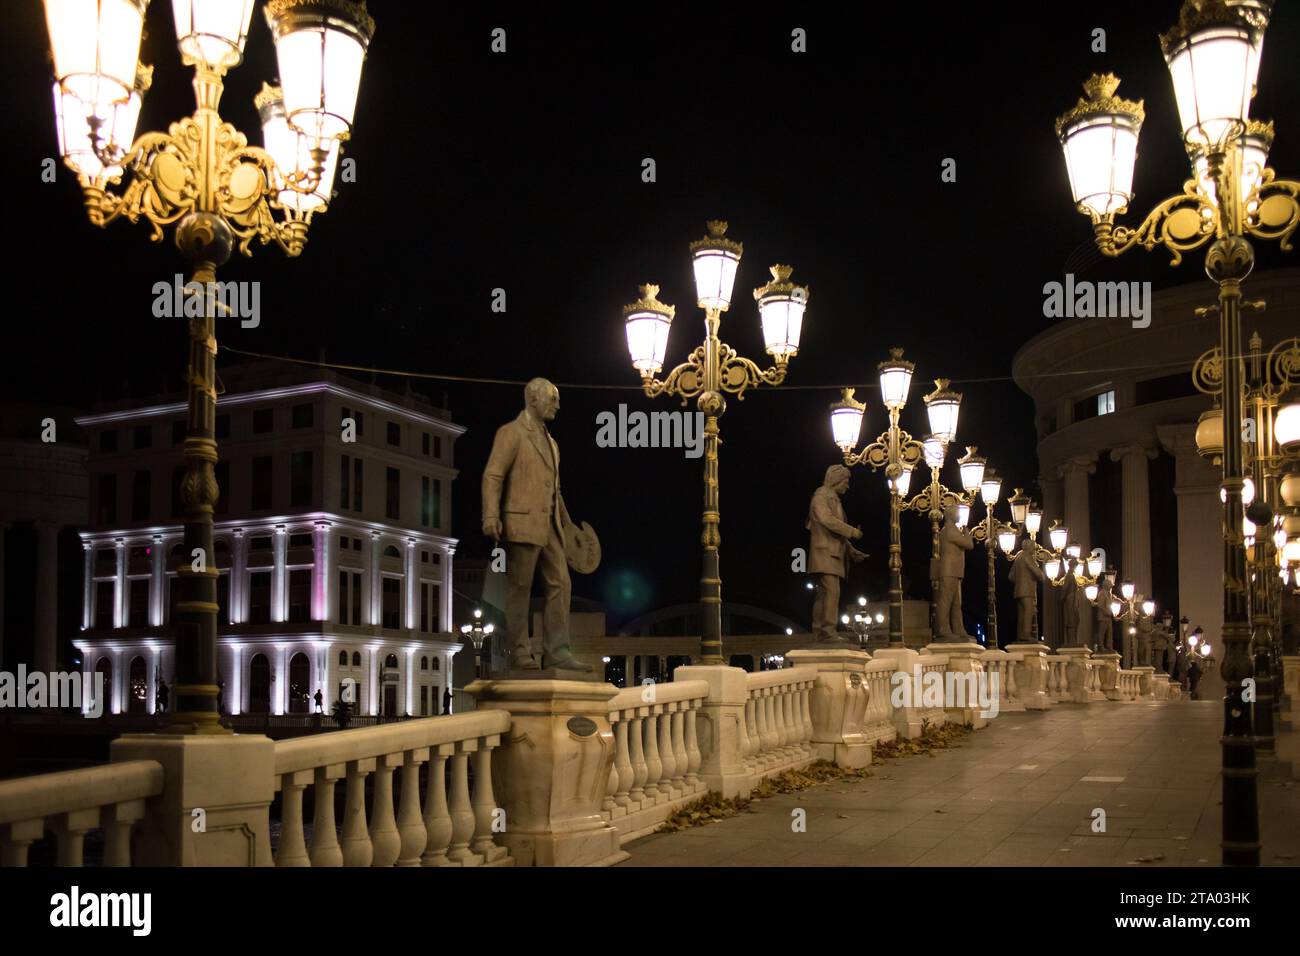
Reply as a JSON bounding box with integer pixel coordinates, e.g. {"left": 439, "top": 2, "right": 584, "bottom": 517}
{"left": 6, "top": 2, "right": 1300, "bottom": 634}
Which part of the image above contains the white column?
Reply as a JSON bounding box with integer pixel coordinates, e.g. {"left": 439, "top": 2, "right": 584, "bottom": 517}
{"left": 370, "top": 531, "right": 382, "bottom": 626}
{"left": 231, "top": 528, "right": 247, "bottom": 624}
{"left": 150, "top": 534, "right": 165, "bottom": 627}
{"left": 78, "top": 646, "right": 92, "bottom": 715}
{"left": 313, "top": 521, "right": 332, "bottom": 622}
{"left": 405, "top": 648, "right": 416, "bottom": 716}
{"left": 322, "top": 642, "right": 336, "bottom": 708}
{"left": 272, "top": 525, "right": 288, "bottom": 623}
{"left": 231, "top": 644, "right": 243, "bottom": 716}
{"left": 114, "top": 538, "right": 127, "bottom": 630}
{"left": 112, "top": 647, "right": 125, "bottom": 714}
{"left": 274, "top": 645, "right": 288, "bottom": 715}
{"left": 405, "top": 539, "right": 418, "bottom": 631}
{"left": 441, "top": 544, "right": 455, "bottom": 633}
{"left": 81, "top": 540, "right": 93, "bottom": 632}
{"left": 369, "top": 646, "right": 379, "bottom": 716}
{"left": 1111, "top": 442, "right": 1157, "bottom": 597}
{"left": 146, "top": 645, "right": 158, "bottom": 715}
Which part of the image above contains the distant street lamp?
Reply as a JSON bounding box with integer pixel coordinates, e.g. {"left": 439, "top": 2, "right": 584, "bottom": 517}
{"left": 624, "top": 221, "right": 806, "bottom": 665}
{"left": 460, "top": 609, "right": 494, "bottom": 679}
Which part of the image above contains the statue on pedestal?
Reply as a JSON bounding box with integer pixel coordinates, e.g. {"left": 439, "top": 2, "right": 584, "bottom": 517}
{"left": 1061, "top": 560, "right": 1080, "bottom": 647}
{"left": 1093, "top": 574, "right": 1115, "bottom": 652}
{"left": 1008, "top": 537, "right": 1046, "bottom": 644}
{"left": 935, "top": 502, "right": 974, "bottom": 643}
{"left": 482, "top": 378, "right": 594, "bottom": 672}
{"left": 806, "top": 464, "right": 867, "bottom": 643}
{"left": 1136, "top": 611, "right": 1155, "bottom": 667}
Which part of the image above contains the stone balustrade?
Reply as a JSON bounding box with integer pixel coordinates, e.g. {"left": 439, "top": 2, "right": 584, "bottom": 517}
{"left": 980, "top": 650, "right": 1023, "bottom": 713}
{"left": 862, "top": 659, "right": 901, "bottom": 742}
{"left": 1111, "top": 669, "right": 1142, "bottom": 701}
{"left": 742, "top": 666, "right": 816, "bottom": 781}
{"left": 272, "top": 710, "right": 513, "bottom": 867}
{"left": 604, "top": 679, "right": 710, "bottom": 843}
{"left": 0, "top": 760, "right": 163, "bottom": 866}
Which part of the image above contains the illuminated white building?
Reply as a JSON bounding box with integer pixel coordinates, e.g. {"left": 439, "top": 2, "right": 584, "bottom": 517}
{"left": 72, "top": 363, "right": 463, "bottom": 718}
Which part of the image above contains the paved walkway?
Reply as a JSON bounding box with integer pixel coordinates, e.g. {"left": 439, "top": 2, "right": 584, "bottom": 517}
{"left": 619, "top": 701, "right": 1300, "bottom": 867}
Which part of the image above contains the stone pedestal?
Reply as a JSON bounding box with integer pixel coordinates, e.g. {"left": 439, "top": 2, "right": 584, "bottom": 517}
{"left": 466, "top": 679, "right": 625, "bottom": 867}
{"left": 109, "top": 733, "right": 276, "bottom": 866}
{"left": 871, "top": 647, "right": 926, "bottom": 739}
{"left": 1134, "top": 666, "right": 1156, "bottom": 699}
{"left": 924, "top": 642, "right": 989, "bottom": 727}
{"left": 673, "top": 665, "right": 750, "bottom": 797}
{"left": 1056, "top": 646, "right": 1093, "bottom": 703}
{"left": 1005, "top": 642, "right": 1053, "bottom": 710}
{"left": 785, "top": 648, "right": 872, "bottom": 768}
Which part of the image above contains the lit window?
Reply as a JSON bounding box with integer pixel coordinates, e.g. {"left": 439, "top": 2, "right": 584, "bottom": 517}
{"left": 1097, "top": 390, "right": 1115, "bottom": 416}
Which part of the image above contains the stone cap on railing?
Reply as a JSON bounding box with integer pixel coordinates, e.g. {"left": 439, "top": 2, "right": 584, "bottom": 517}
{"left": 745, "top": 665, "right": 816, "bottom": 690}
{"left": 0, "top": 760, "right": 163, "bottom": 825}
{"left": 274, "top": 711, "right": 511, "bottom": 776}
{"left": 609, "top": 680, "right": 710, "bottom": 713}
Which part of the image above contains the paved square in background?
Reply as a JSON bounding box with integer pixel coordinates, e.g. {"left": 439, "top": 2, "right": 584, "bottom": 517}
{"left": 619, "top": 702, "right": 1300, "bottom": 867}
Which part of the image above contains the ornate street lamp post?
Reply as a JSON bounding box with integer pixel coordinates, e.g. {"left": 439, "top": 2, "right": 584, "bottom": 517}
{"left": 42, "top": 0, "right": 374, "bottom": 734}
{"left": 967, "top": 471, "right": 1013, "bottom": 649}
{"left": 460, "top": 609, "right": 494, "bottom": 680}
{"left": 624, "top": 221, "right": 806, "bottom": 665}
{"left": 829, "top": 353, "right": 967, "bottom": 647}
{"left": 1052, "top": 0, "right": 1300, "bottom": 865}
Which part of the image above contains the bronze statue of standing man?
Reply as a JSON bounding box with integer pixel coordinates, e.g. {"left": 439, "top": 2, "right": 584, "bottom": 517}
{"left": 935, "top": 502, "right": 974, "bottom": 642}
{"left": 1008, "top": 536, "right": 1046, "bottom": 644}
{"left": 482, "top": 378, "right": 592, "bottom": 672}
{"left": 807, "top": 464, "right": 867, "bottom": 643}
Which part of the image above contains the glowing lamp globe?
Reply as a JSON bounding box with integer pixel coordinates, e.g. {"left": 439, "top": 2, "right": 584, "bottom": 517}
{"left": 956, "top": 503, "right": 970, "bottom": 528}
{"left": 1044, "top": 557, "right": 1061, "bottom": 581}
{"left": 1085, "top": 583, "right": 1099, "bottom": 602}
{"left": 44, "top": 0, "right": 147, "bottom": 109}
{"left": 1120, "top": 580, "right": 1136, "bottom": 601}
{"left": 1110, "top": 600, "right": 1123, "bottom": 618}
{"left": 256, "top": 83, "right": 339, "bottom": 213}
{"left": 1025, "top": 507, "right": 1043, "bottom": 537}
{"left": 689, "top": 220, "right": 742, "bottom": 310}
{"left": 980, "top": 473, "right": 1002, "bottom": 506}
{"left": 754, "top": 265, "right": 807, "bottom": 359}
{"left": 958, "top": 448, "right": 986, "bottom": 494}
{"left": 1049, "top": 523, "right": 1069, "bottom": 553}
{"left": 829, "top": 389, "right": 866, "bottom": 452}
{"left": 1087, "top": 552, "right": 1104, "bottom": 578}
{"left": 1142, "top": 599, "right": 1156, "bottom": 617}
{"left": 922, "top": 436, "right": 946, "bottom": 469}
{"left": 1055, "top": 73, "right": 1144, "bottom": 219}
{"left": 997, "top": 526, "right": 1018, "bottom": 555}
{"left": 623, "top": 284, "right": 675, "bottom": 375}
{"left": 878, "top": 349, "right": 915, "bottom": 410}
{"left": 1195, "top": 407, "right": 1224, "bottom": 460}
{"left": 923, "top": 379, "right": 961, "bottom": 444}
{"left": 1275, "top": 401, "right": 1300, "bottom": 452}
{"left": 173, "top": 0, "right": 256, "bottom": 71}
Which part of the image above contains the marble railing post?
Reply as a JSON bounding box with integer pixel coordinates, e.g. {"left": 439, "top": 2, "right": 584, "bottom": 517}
{"left": 673, "top": 665, "right": 750, "bottom": 798}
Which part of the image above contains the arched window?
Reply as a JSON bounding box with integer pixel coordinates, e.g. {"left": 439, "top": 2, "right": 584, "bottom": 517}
{"left": 383, "top": 545, "right": 401, "bottom": 559}
{"left": 384, "top": 653, "right": 398, "bottom": 669}
{"left": 249, "top": 654, "right": 271, "bottom": 713}
{"left": 420, "top": 656, "right": 429, "bottom": 670}
{"left": 339, "top": 650, "right": 348, "bottom": 666}
{"left": 128, "top": 656, "right": 147, "bottom": 714}
{"left": 432, "top": 658, "right": 440, "bottom": 671}
{"left": 352, "top": 651, "right": 361, "bottom": 667}
{"left": 288, "top": 652, "right": 311, "bottom": 714}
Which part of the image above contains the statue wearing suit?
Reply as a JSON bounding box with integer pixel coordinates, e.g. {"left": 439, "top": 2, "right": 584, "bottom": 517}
{"left": 482, "top": 378, "right": 591, "bottom": 672}
{"left": 935, "top": 502, "right": 974, "bottom": 642}
{"left": 1061, "top": 559, "right": 1081, "bottom": 647}
{"left": 806, "top": 464, "right": 867, "bottom": 643}
{"left": 1009, "top": 538, "right": 1046, "bottom": 644}
{"left": 1093, "top": 576, "right": 1115, "bottom": 651}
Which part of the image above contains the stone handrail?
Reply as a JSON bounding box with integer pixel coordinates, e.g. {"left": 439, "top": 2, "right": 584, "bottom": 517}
{"left": 273, "top": 710, "right": 512, "bottom": 867}
{"left": 0, "top": 760, "right": 163, "bottom": 866}
{"left": 604, "top": 679, "right": 709, "bottom": 843}
{"left": 742, "top": 666, "right": 815, "bottom": 781}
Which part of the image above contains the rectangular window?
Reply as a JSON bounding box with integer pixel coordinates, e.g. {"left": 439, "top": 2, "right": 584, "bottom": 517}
{"left": 382, "top": 577, "right": 401, "bottom": 629}
{"left": 253, "top": 408, "right": 274, "bottom": 434}
{"left": 421, "top": 476, "right": 432, "bottom": 528}
{"left": 97, "top": 473, "right": 117, "bottom": 524}
{"left": 421, "top": 685, "right": 428, "bottom": 717}
{"left": 386, "top": 467, "right": 400, "bottom": 521}
{"left": 249, "top": 571, "right": 272, "bottom": 624}
{"left": 338, "top": 534, "right": 349, "bottom": 550}
{"left": 129, "top": 578, "right": 149, "bottom": 627}
{"left": 250, "top": 535, "right": 273, "bottom": 551}
{"left": 216, "top": 414, "right": 230, "bottom": 439}
{"left": 337, "top": 568, "right": 363, "bottom": 626}
{"left": 292, "top": 403, "right": 313, "bottom": 429}
{"left": 1097, "top": 390, "right": 1116, "bottom": 416}
{"left": 340, "top": 455, "right": 350, "bottom": 510}
{"left": 217, "top": 573, "right": 230, "bottom": 624}
{"left": 132, "top": 425, "right": 152, "bottom": 449}
{"left": 288, "top": 568, "right": 311, "bottom": 623}
{"left": 100, "top": 430, "right": 118, "bottom": 453}
{"left": 132, "top": 470, "right": 151, "bottom": 521}
{"left": 252, "top": 455, "right": 273, "bottom": 510}
{"left": 420, "top": 581, "right": 439, "bottom": 633}
{"left": 434, "top": 436, "right": 442, "bottom": 459}
{"left": 291, "top": 451, "right": 312, "bottom": 507}
{"left": 95, "top": 581, "right": 115, "bottom": 630}
{"left": 422, "top": 432, "right": 430, "bottom": 455}
{"left": 289, "top": 532, "right": 312, "bottom": 549}
{"left": 353, "top": 458, "right": 363, "bottom": 512}
{"left": 387, "top": 421, "right": 401, "bottom": 447}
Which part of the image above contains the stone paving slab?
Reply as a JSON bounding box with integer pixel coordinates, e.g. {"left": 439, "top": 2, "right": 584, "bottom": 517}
{"left": 617, "top": 700, "right": 1300, "bottom": 867}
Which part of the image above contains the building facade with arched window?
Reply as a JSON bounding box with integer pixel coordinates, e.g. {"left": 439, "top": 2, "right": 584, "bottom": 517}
{"left": 71, "top": 363, "right": 464, "bottom": 718}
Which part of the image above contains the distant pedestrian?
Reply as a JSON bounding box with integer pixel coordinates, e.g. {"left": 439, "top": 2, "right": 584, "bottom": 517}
{"left": 313, "top": 689, "right": 324, "bottom": 713}
{"left": 443, "top": 688, "right": 453, "bottom": 715}
{"left": 1187, "top": 659, "right": 1202, "bottom": 700}
{"left": 157, "top": 680, "right": 169, "bottom": 714}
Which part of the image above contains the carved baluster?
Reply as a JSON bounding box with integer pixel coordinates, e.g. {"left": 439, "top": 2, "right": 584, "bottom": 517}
{"left": 657, "top": 704, "right": 679, "bottom": 799}
{"left": 370, "top": 753, "right": 402, "bottom": 867}
{"left": 310, "top": 764, "right": 344, "bottom": 867}
{"left": 55, "top": 808, "right": 98, "bottom": 866}
{"left": 1, "top": 820, "right": 45, "bottom": 867}
{"left": 684, "top": 701, "right": 702, "bottom": 791}
{"left": 613, "top": 713, "right": 634, "bottom": 808}
{"left": 669, "top": 705, "right": 688, "bottom": 795}
{"left": 753, "top": 690, "right": 769, "bottom": 767}
{"left": 801, "top": 680, "right": 814, "bottom": 755}
{"left": 103, "top": 799, "right": 145, "bottom": 867}
{"left": 628, "top": 714, "right": 648, "bottom": 806}
{"left": 446, "top": 743, "right": 482, "bottom": 865}
{"left": 396, "top": 749, "right": 428, "bottom": 867}
{"left": 421, "top": 746, "right": 453, "bottom": 866}
{"left": 642, "top": 711, "right": 664, "bottom": 801}
{"left": 735, "top": 694, "right": 754, "bottom": 775}
{"left": 340, "top": 759, "right": 374, "bottom": 867}
{"left": 276, "top": 772, "right": 311, "bottom": 866}
{"left": 472, "top": 737, "right": 506, "bottom": 863}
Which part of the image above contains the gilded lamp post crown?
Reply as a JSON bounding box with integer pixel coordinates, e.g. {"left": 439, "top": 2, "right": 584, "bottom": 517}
{"left": 1159, "top": 0, "right": 1272, "bottom": 60}
{"left": 623, "top": 283, "right": 675, "bottom": 318}
{"left": 1055, "top": 72, "right": 1146, "bottom": 139}
{"left": 690, "top": 219, "right": 743, "bottom": 256}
